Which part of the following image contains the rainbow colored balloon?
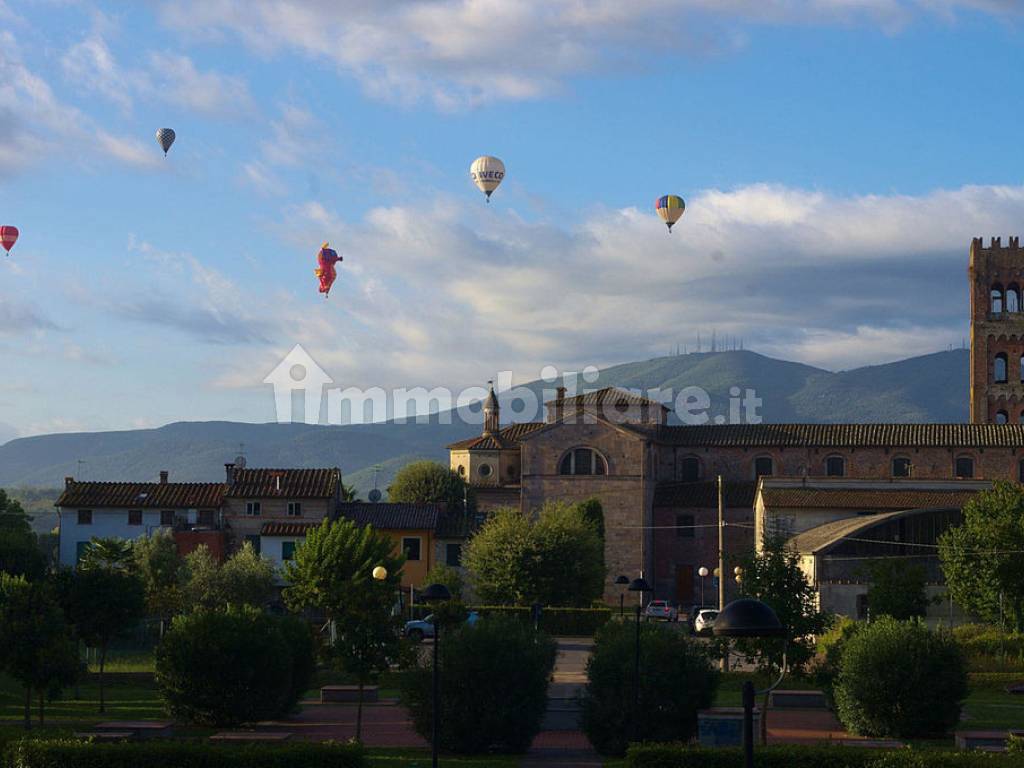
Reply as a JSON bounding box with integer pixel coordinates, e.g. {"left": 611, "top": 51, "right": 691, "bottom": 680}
{"left": 655, "top": 195, "right": 685, "bottom": 232}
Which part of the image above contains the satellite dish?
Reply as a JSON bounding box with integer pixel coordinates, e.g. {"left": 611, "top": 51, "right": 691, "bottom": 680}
{"left": 368, "top": 488, "right": 382, "bottom": 503}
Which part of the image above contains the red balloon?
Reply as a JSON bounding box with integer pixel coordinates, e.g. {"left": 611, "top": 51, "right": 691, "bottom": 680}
{"left": 0, "top": 225, "right": 17, "bottom": 255}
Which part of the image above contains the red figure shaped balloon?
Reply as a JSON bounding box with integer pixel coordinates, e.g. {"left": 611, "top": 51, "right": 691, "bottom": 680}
{"left": 314, "top": 242, "right": 342, "bottom": 298}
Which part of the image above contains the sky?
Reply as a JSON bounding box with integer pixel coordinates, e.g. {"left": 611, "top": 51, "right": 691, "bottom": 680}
{"left": 1, "top": 0, "right": 1024, "bottom": 441}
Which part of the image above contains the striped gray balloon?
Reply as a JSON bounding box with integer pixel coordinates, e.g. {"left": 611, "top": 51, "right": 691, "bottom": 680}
{"left": 155, "top": 128, "right": 176, "bottom": 155}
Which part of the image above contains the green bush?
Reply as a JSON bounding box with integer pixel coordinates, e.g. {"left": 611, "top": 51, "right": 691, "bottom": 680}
{"left": 581, "top": 621, "right": 719, "bottom": 757}
{"left": 809, "top": 615, "right": 862, "bottom": 708}
{"left": 155, "top": 609, "right": 314, "bottom": 726}
{"left": 2, "top": 739, "right": 363, "bottom": 768}
{"left": 399, "top": 615, "right": 557, "bottom": 753}
{"left": 474, "top": 605, "right": 611, "bottom": 635}
{"left": 953, "top": 623, "right": 1024, "bottom": 672}
{"left": 834, "top": 618, "right": 968, "bottom": 738}
{"left": 625, "top": 744, "right": 1024, "bottom": 768}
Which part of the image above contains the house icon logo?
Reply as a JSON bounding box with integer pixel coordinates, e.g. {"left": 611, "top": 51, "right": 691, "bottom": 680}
{"left": 263, "top": 344, "right": 334, "bottom": 424}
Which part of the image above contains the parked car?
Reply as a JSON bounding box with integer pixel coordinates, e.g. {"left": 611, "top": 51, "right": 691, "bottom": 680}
{"left": 404, "top": 611, "right": 480, "bottom": 641}
{"left": 693, "top": 608, "right": 719, "bottom": 635}
{"left": 644, "top": 600, "right": 679, "bottom": 622}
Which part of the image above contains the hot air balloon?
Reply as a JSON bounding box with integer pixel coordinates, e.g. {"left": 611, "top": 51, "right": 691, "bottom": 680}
{"left": 0, "top": 226, "right": 18, "bottom": 256}
{"left": 314, "top": 242, "right": 343, "bottom": 298}
{"left": 470, "top": 156, "right": 505, "bottom": 202}
{"left": 155, "top": 128, "right": 176, "bottom": 156}
{"left": 655, "top": 195, "right": 685, "bottom": 233}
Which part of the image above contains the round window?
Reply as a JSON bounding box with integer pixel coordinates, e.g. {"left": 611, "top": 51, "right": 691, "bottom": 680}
{"left": 478, "top": 463, "right": 493, "bottom": 477}
{"left": 458, "top": 465, "right": 466, "bottom": 476}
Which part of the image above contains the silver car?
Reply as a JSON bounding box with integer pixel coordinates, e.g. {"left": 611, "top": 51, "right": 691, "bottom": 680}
{"left": 644, "top": 600, "right": 679, "bottom": 622}
{"left": 694, "top": 608, "right": 719, "bottom": 635}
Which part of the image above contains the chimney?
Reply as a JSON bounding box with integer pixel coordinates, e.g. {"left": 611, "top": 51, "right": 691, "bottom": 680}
{"left": 159, "top": 470, "right": 169, "bottom": 484}
{"left": 225, "top": 463, "right": 236, "bottom": 486}
{"left": 551, "top": 386, "right": 567, "bottom": 422}
{"left": 65, "top": 476, "right": 74, "bottom": 488}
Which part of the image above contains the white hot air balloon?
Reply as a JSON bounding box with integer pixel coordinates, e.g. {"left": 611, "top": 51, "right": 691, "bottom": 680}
{"left": 470, "top": 156, "right": 505, "bottom": 202}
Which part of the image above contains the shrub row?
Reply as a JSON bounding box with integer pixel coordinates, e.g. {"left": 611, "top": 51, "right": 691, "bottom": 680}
{"left": 953, "top": 624, "right": 1024, "bottom": 671}
{"left": 626, "top": 744, "right": 1024, "bottom": 768}
{"left": 474, "top": 605, "right": 611, "bottom": 635}
{"left": 2, "top": 739, "right": 364, "bottom": 768}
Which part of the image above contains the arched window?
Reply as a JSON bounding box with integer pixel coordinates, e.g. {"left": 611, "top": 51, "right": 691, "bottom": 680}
{"left": 680, "top": 455, "right": 701, "bottom": 482}
{"left": 457, "top": 465, "right": 466, "bottom": 477}
{"left": 753, "top": 456, "right": 774, "bottom": 478}
{"left": 996, "top": 410, "right": 1009, "bottom": 424}
{"left": 892, "top": 457, "right": 911, "bottom": 478}
{"left": 1008, "top": 285, "right": 1021, "bottom": 313}
{"left": 992, "top": 284, "right": 1004, "bottom": 314}
{"left": 559, "top": 448, "right": 607, "bottom": 476}
{"left": 955, "top": 455, "right": 975, "bottom": 479}
{"left": 995, "top": 353, "right": 1008, "bottom": 383}
{"left": 825, "top": 455, "right": 845, "bottom": 477}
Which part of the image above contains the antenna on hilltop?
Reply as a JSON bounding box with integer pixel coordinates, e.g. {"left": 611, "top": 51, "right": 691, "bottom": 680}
{"left": 235, "top": 442, "right": 247, "bottom": 469}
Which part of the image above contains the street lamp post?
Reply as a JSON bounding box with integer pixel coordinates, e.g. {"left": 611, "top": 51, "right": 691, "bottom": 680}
{"left": 615, "top": 575, "right": 629, "bottom": 616}
{"left": 713, "top": 598, "right": 789, "bottom": 768}
{"left": 421, "top": 583, "right": 452, "bottom": 768}
{"left": 628, "top": 576, "right": 652, "bottom": 743}
{"left": 698, "top": 566, "right": 709, "bottom": 607}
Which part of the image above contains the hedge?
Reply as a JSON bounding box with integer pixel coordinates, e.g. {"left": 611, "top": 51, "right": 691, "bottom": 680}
{"left": 474, "top": 606, "right": 611, "bottom": 635}
{"left": 626, "top": 744, "right": 1024, "bottom": 768}
{"left": 2, "top": 739, "right": 364, "bottom": 768}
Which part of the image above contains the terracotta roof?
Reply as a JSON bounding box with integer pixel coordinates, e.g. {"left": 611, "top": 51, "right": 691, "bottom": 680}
{"left": 653, "top": 423, "right": 1024, "bottom": 448}
{"left": 225, "top": 468, "right": 340, "bottom": 498}
{"left": 260, "top": 521, "right": 321, "bottom": 537}
{"left": 448, "top": 422, "right": 546, "bottom": 450}
{"left": 546, "top": 387, "right": 668, "bottom": 411}
{"left": 653, "top": 481, "right": 757, "bottom": 508}
{"left": 339, "top": 502, "right": 441, "bottom": 531}
{"left": 57, "top": 481, "right": 225, "bottom": 509}
{"left": 760, "top": 486, "right": 986, "bottom": 511}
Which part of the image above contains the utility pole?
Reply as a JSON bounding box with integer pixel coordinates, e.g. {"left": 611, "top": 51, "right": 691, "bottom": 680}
{"left": 718, "top": 474, "right": 729, "bottom": 672}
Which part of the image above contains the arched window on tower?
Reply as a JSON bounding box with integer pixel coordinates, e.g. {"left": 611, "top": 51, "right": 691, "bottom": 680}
{"left": 559, "top": 447, "right": 607, "bottom": 476}
{"left": 992, "top": 284, "right": 1005, "bottom": 314}
{"left": 1008, "top": 284, "right": 1021, "bottom": 313}
{"left": 995, "top": 353, "right": 1008, "bottom": 383}
{"left": 996, "top": 410, "right": 1009, "bottom": 424}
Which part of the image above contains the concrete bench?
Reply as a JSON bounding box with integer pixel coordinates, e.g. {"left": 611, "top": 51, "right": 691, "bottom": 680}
{"left": 838, "top": 739, "right": 906, "bottom": 749}
{"left": 1007, "top": 682, "right": 1024, "bottom": 695}
{"left": 321, "top": 685, "right": 379, "bottom": 703}
{"left": 955, "top": 730, "right": 1024, "bottom": 751}
{"left": 769, "top": 689, "right": 828, "bottom": 709}
{"left": 93, "top": 721, "right": 175, "bottom": 739}
{"left": 75, "top": 731, "right": 134, "bottom": 742}
{"left": 210, "top": 731, "right": 293, "bottom": 743}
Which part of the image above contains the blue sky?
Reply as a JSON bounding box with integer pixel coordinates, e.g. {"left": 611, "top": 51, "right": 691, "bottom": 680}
{"left": 1, "top": 0, "right": 1023, "bottom": 440}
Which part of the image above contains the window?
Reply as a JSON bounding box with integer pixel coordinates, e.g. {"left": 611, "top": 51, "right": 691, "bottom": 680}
{"left": 1008, "top": 285, "right": 1021, "bottom": 313}
{"left": 478, "top": 463, "right": 493, "bottom": 478}
{"left": 445, "top": 542, "right": 462, "bottom": 567}
{"left": 892, "top": 457, "right": 912, "bottom": 478}
{"left": 996, "top": 410, "right": 1009, "bottom": 425}
{"left": 955, "top": 456, "right": 975, "bottom": 479}
{"left": 753, "top": 456, "right": 773, "bottom": 478}
{"left": 403, "top": 537, "right": 421, "bottom": 561}
{"left": 128, "top": 509, "right": 142, "bottom": 526}
{"left": 77, "top": 509, "right": 92, "bottom": 525}
{"left": 287, "top": 501, "right": 302, "bottom": 517}
{"left": 992, "top": 284, "right": 1004, "bottom": 313}
{"left": 246, "top": 501, "right": 261, "bottom": 516}
{"left": 825, "top": 456, "right": 845, "bottom": 477}
{"left": 995, "top": 353, "right": 1008, "bottom": 383}
{"left": 680, "top": 456, "right": 701, "bottom": 482}
{"left": 198, "top": 509, "right": 215, "bottom": 526}
{"left": 676, "top": 514, "right": 695, "bottom": 539}
{"left": 244, "top": 534, "right": 261, "bottom": 555}
{"left": 160, "top": 510, "right": 175, "bottom": 526}
{"left": 76, "top": 541, "right": 91, "bottom": 564}
{"left": 559, "top": 448, "right": 608, "bottom": 476}
{"left": 282, "top": 541, "right": 296, "bottom": 561}
{"left": 457, "top": 465, "right": 466, "bottom": 477}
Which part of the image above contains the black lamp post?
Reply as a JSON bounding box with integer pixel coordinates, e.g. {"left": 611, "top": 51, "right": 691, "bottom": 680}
{"left": 627, "top": 576, "right": 652, "bottom": 742}
{"left": 421, "top": 583, "right": 452, "bottom": 768}
{"left": 615, "top": 575, "right": 629, "bottom": 616}
{"left": 713, "top": 598, "right": 788, "bottom": 768}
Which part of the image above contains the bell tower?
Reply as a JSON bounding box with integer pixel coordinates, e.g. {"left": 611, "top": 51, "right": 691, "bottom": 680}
{"left": 969, "top": 236, "right": 1024, "bottom": 423}
{"left": 483, "top": 380, "right": 500, "bottom": 436}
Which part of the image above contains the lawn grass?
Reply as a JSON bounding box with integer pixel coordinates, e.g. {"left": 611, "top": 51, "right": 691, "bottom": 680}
{"left": 0, "top": 672, "right": 165, "bottom": 725}
{"left": 85, "top": 650, "right": 156, "bottom": 674}
{"left": 365, "top": 747, "right": 521, "bottom": 768}
{"left": 713, "top": 672, "right": 818, "bottom": 708}
{"left": 960, "top": 673, "right": 1024, "bottom": 731}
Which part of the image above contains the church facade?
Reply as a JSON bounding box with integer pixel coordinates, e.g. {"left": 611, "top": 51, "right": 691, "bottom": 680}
{"left": 448, "top": 237, "right": 1024, "bottom": 607}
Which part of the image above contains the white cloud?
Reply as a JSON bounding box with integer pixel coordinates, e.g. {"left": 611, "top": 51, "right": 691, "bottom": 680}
{"left": 157, "top": 0, "right": 1023, "bottom": 108}
{"left": 61, "top": 35, "right": 142, "bottom": 113}
{"left": 147, "top": 51, "right": 253, "bottom": 115}
{"left": 94, "top": 130, "right": 163, "bottom": 169}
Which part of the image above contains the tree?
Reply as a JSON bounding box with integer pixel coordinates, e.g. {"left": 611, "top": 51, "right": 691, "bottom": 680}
{"left": 866, "top": 558, "right": 928, "bottom": 621}
{"left": 939, "top": 481, "right": 1024, "bottom": 632}
{"left": 341, "top": 482, "right": 358, "bottom": 502}
{"left": 62, "top": 567, "right": 145, "bottom": 712}
{"left": 180, "top": 543, "right": 274, "bottom": 612}
{"left": 463, "top": 503, "right": 604, "bottom": 607}
{"left": 78, "top": 537, "right": 134, "bottom": 572}
{"left": 283, "top": 518, "right": 405, "bottom": 741}
{"left": 577, "top": 497, "right": 605, "bottom": 541}
{"left": 132, "top": 529, "right": 183, "bottom": 633}
{"left": 0, "top": 489, "right": 33, "bottom": 534}
{"left": 388, "top": 460, "right": 475, "bottom": 513}
{"left": 0, "top": 490, "right": 44, "bottom": 580}
{"left": 423, "top": 563, "right": 465, "bottom": 600}
{"left": 0, "top": 574, "right": 79, "bottom": 729}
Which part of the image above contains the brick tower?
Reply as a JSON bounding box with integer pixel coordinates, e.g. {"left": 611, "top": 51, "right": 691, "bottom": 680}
{"left": 969, "top": 236, "right": 1024, "bottom": 423}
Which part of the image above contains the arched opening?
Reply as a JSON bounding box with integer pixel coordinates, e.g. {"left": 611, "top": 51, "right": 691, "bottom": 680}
{"left": 559, "top": 447, "right": 607, "bottom": 476}
{"left": 992, "top": 284, "right": 1005, "bottom": 314}
{"left": 825, "top": 455, "right": 845, "bottom": 477}
{"left": 995, "top": 353, "right": 1008, "bottom": 383}
{"left": 753, "top": 456, "right": 774, "bottom": 478}
{"left": 1019, "top": 459, "right": 1024, "bottom": 483}
{"left": 680, "top": 455, "right": 701, "bottom": 482}
{"left": 1008, "top": 284, "right": 1021, "bottom": 313}
{"left": 996, "top": 410, "right": 1009, "bottom": 425}
{"left": 955, "top": 455, "right": 975, "bottom": 479}
{"left": 892, "top": 457, "right": 911, "bottom": 478}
